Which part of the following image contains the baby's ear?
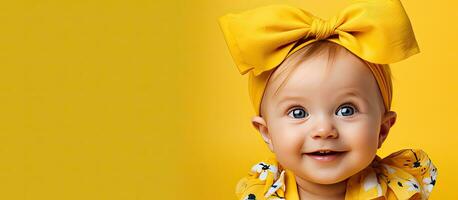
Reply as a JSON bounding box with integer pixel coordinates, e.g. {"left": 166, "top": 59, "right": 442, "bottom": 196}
{"left": 251, "top": 116, "right": 274, "bottom": 152}
{"left": 378, "top": 111, "right": 397, "bottom": 149}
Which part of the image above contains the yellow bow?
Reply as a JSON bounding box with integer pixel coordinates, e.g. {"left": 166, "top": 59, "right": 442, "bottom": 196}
{"left": 219, "top": 0, "right": 419, "bottom": 115}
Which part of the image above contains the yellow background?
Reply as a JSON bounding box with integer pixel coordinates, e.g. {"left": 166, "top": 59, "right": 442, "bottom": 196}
{"left": 0, "top": 0, "right": 455, "bottom": 199}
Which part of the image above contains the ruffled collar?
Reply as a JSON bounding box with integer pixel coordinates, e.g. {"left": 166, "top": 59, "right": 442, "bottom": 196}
{"left": 236, "top": 149, "right": 437, "bottom": 200}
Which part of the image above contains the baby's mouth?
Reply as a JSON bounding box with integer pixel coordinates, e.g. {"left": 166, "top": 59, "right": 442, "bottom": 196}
{"left": 304, "top": 150, "right": 348, "bottom": 162}
{"left": 306, "top": 150, "right": 345, "bottom": 156}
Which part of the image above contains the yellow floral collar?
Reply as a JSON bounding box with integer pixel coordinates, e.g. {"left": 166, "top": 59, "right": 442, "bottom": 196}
{"left": 236, "top": 149, "right": 437, "bottom": 200}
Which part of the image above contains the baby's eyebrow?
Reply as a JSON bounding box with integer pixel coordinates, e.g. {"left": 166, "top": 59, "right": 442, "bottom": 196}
{"left": 337, "top": 90, "right": 370, "bottom": 105}
{"left": 276, "top": 90, "right": 370, "bottom": 107}
{"left": 276, "top": 95, "right": 307, "bottom": 107}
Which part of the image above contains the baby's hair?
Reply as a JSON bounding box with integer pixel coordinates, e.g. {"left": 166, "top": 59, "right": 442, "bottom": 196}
{"left": 270, "top": 41, "right": 342, "bottom": 96}
{"left": 260, "top": 40, "right": 394, "bottom": 116}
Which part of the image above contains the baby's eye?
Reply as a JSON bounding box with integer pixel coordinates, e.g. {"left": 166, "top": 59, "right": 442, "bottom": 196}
{"left": 335, "top": 104, "right": 357, "bottom": 116}
{"left": 288, "top": 108, "right": 309, "bottom": 119}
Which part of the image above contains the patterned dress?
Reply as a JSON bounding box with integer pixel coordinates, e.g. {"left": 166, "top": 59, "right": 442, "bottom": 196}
{"left": 236, "top": 149, "right": 437, "bottom": 200}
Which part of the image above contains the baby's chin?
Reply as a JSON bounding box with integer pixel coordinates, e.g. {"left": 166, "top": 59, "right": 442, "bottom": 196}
{"left": 297, "top": 169, "right": 354, "bottom": 185}
{"left": 293, "top": 159, "right": 375, "bottom": 185}
{"left": 291, "top": 151, "right": 378, "bottom": 185}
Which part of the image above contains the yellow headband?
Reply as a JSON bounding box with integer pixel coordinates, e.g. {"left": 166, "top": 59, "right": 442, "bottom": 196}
{"left": 219, "top": 0, "right": 419, "bottom": 115}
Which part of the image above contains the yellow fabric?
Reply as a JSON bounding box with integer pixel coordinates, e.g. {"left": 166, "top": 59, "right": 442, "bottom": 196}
{"left": 362, "top": 62, "right": 393, "bottom": 112}
{"left": 235, "top": 149, "right": 437, "bottom": 200}
{"left": 218, "top": 0, "right": 419, "bottom": 115}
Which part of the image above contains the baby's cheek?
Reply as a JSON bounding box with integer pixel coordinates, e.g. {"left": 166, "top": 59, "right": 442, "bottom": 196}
{"left": 273, "top": 131, "right": 303, "bottom": 153}
{"left": 271, "top": 127, "right": 304, "bottom": 164}
{"left": 343, "top": 123, "right": 379, "bottom": 160}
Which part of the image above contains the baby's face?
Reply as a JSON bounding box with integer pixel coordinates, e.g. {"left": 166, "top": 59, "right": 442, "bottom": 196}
{"left": 252, "top": 48, "right": 396, "bottom": 184}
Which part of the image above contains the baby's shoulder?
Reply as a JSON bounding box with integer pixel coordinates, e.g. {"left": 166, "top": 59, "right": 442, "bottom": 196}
{"left": 377, "top": 149, "right": 437, "bottom": 181}
{"left": 374, "top": 149, "right": 438, "bottom": 199}
{"left": 235, "top": 157, "right": 286, "bottom": 200}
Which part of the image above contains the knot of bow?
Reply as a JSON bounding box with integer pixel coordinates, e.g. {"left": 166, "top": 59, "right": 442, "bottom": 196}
{"left": 310, "top": 17, "right": 337, "bottom": 40}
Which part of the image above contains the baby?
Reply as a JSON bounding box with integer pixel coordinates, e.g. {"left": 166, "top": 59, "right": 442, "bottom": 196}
{"left": 219, "top": 0, "right": 437, "bottom": 200}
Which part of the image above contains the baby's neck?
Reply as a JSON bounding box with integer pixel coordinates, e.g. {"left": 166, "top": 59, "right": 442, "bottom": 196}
{"left": 295, "top": 176, "right": 347, "bottom": 200}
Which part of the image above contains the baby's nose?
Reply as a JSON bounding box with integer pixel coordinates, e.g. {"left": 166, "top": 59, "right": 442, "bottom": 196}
{"left": 310, "top": 118, "right": 338, "bottom": 139}
{"left": 312, "top": 129, "right": 338, "bottom": 139}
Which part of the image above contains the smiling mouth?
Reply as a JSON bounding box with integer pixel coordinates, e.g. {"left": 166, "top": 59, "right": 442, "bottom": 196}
{"left": 303, "top": 150, "right": 348, "bottom": 162}
{"left": 306, "top": 150, "right": 346, "bottom": 156}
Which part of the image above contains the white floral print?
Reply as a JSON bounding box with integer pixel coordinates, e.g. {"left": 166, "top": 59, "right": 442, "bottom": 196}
{"left": 405, "top": 178, "right": 421, "bottom": 192}
{"left": 382, "top": 164, "right": 397, "bottom": 174}
{"left": 264, "top": 170, "right": 286, "bottom": 198}
{"left": 363, "top": 171, "right": 383, "bottom": 197}
{"left": 251, "top": 162, "right": 278, "bottom": 181}
{"left": 422, "top": 163, "right": 437, "bottom": 195}
{"left": 243, "top": 193, "right": 256, "bottom": 200}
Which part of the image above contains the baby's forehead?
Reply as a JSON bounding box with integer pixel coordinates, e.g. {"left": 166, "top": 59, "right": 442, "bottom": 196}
{"left": 271, "top": 52, "right": 377, "bottom": 93}
{"left": 263, "top": 59, "right": 383, "bottom": 113}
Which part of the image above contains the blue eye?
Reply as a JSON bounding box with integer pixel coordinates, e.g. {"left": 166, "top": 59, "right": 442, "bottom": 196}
{"left": 336, "top": 104, "right": 357, "bottom": 116}
{"left": 288, "top": 108, "right": 309, "bottom": 119}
